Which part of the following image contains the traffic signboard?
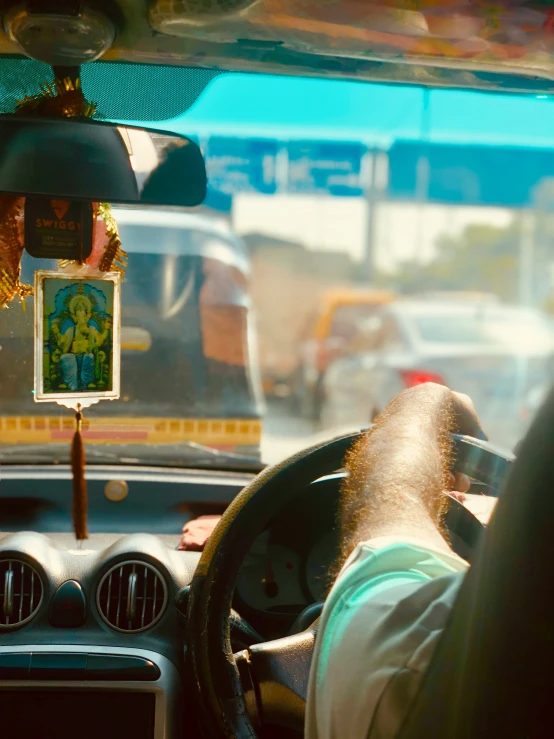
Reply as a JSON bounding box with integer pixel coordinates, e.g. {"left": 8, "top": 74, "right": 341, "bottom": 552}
{"left": 204, "top": 137, "right": 278, "bottom": 195}
{"left": 197, "top": 135, "right": 554, "bottom": 207}
{"left": 287, "top": 141, "right": 366, "bottom": 196}
{"left": 387, "top": 141, "right": 554, "bottom": 207}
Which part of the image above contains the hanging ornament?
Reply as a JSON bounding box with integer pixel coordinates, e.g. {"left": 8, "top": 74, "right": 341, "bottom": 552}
{"left": 14, "top": 75, "right": 97, "bottom": 119}
{"left": 33, "top": 268, "right": 121, "bottom": 542}
{"left": 33, "top": 269, "right": 121, "bottom": 409}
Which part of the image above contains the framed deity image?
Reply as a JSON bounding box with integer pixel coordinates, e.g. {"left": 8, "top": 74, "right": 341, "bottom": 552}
{"left": 34, "top": 271, "right": 121, "bottom": 405}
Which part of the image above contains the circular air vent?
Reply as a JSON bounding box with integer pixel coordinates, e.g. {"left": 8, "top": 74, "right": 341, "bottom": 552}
{"left": 0, "top": 559, "right": 43, "bottom": 629}
{"left": 97, "top": 561, "right": 168, "bottom": 633}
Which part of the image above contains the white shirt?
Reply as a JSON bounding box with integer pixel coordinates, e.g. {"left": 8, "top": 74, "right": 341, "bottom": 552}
{"left": 305, "top": 537, "right": 469, "bottom": 739}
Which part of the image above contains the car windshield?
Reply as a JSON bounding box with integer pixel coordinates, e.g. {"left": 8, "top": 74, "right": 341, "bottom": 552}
{"left": 2, "top": 70, "right": 554, "bottom": 466}
{"left": 411, "top": 307, "right": 554, "bottom": 350}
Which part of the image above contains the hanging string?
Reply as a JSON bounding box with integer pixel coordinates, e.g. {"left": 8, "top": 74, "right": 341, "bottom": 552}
{"left": 71, "top": 404, "right": 88, "bottom": 541}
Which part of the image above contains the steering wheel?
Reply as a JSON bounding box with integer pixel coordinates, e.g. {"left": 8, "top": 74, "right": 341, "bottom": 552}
{"left": 185, "top": 431, "right": 513, "bottom": 738}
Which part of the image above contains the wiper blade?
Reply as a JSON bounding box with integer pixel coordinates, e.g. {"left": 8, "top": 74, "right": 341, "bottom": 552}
{"left": 0, "top": 444, "right": 63, "bottom": 463}
{"left": 0, "top": 441, "right": 264, "bottom": 472}
{"left": 97, "top": 442, "right": 265, "bottom": 471}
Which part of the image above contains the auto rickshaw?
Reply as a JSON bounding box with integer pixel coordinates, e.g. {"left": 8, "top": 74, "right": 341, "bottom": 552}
{"left": 291, "top": 287, "right": 395, "bottom": 421}
{"left": 0, "top": 207, "right": 264, "bottom": 458}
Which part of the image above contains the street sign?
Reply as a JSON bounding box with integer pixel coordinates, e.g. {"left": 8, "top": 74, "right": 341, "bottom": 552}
{"left": 197, "top": 135, "right": 554, "bottom": 207}
{"left": 204, "top": 137, "right": 278, "bottom": 195}
{"left": 201, "top": 137, "right": 368, "bottom": 197}
{"left": 388, "top": 141, "right": 554, "bottom": 207}
{"left": 287, "top": 141, "right": 366, "bottom": 196}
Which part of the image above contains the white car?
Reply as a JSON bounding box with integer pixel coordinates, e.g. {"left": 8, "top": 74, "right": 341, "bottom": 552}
{"left": 321, "top": 299, "right": 554, "bottom": 452}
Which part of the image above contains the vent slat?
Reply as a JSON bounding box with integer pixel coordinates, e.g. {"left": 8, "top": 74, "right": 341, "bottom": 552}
{"left": 30, "top": 569, "right": 35, "bottom": 613}
{"left": 141, "top": 565, "right": 148, "bottom": 629}
{"left": 106, "top": 571, "right": 113, "bottom": 622}
{"left": 152, "top": 573, "right": 158, "bottom": 620}
{"left": 97, "top": 561, "right": 167, "bottom": 633}
{"left": 0, "top": 560, "right": 43, "bottom": 630}
{"left": 116, "top": 566, "right": 123, "bottom": 628}
{"left": 18, "top": 562, "right": 24, "bottom": 622}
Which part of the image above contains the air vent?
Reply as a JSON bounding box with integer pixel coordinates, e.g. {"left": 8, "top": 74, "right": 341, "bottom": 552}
{"left": 0, "top": 559, "right": 43, "bottom": 629}
{"left": 97, "top": 561, "right": 168, "bottom": 633}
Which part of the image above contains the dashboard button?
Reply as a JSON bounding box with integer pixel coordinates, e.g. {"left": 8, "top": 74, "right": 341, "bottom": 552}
{"left": 30, "top": 652, "right": 87, "bottom": 679}
{"left": 86, "top": 654, "right": 160, "bottom": 681}
{"left": 0, "top": 652, "right": 31, "bottom": 679}
{"left": 49, "top": 580, "right": 86, "bottom": 628}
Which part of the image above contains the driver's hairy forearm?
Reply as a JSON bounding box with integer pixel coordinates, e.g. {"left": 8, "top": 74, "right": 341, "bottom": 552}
{"left": 339, "top": 384, "right": 457, "bottom": 566}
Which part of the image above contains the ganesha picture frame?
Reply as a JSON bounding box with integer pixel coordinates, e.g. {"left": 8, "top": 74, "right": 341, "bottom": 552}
{"left": 34, "top": 270, "right": 121, "bottom": 408}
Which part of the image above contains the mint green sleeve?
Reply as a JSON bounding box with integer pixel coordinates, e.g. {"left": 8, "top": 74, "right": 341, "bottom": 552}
{"left": 305, "top": 541, "right": 468, "bottom": 739}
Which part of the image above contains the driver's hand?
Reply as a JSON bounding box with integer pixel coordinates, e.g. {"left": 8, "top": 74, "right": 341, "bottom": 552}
{"left": 447, "top": 471, "right": 471, "bottom": 504}
{"left": 395, "top": 384, "right": 485, "bottom": 503}
{"left": 450, "top": 389, "right": 487, "bottom": 441}
{"left": 394, "top": 383, "right": 486, "bottom": 441}
{"left": 178, "top": 514, "right": 221, "bottom": 551}
{"left": 448, "top": 389, "right": 486, "bottom": 504}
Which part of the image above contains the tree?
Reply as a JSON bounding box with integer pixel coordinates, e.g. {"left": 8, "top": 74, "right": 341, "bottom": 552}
{"left": 377, "top": 220, "right": 522, "bottom": 302}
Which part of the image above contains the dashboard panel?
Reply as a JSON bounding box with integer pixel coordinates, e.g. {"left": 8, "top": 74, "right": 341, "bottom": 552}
{"left": 0, "top": 465, "right": 345, "bottom": 644}
{"left": 0, "top": 526, "right": 202, "bottom": 739}
{"left": 0, "top": 464, "right": 252, "bottom": 535}
{"left": 0, "top": 531, "right": 197, "bottom": 651}
{"left": 234, "top": 473, "right": 343, "bottom": 634}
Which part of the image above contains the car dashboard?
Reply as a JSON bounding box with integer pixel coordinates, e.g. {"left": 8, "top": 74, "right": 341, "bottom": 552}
{"left": 234, "top": 473, "right": 341, "bottom": 636}
{"left": 0, "top": 465, "right": 344, "bottom": 738}
{"left": 0, "top": 529, "right": 198, "bottom": 739}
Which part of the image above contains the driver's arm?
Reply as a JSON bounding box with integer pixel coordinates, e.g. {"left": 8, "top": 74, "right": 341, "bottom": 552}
{"left": 338, "top": 382, "right": 480, "bottom": 561}
{"left": 306, "top": 383, "right": 484, "bottom": 739}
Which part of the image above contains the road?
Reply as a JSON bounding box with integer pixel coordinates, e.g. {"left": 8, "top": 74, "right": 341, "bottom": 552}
{"left": 260, "top": 399, "right": 518, "bottom": 466}
{"left": 260, "top": 400, "right": 361, "bottom": 465}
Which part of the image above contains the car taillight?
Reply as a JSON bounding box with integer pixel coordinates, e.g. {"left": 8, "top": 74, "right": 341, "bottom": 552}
{"left": 399, "top": 370, "right": 447, "bottom": 388}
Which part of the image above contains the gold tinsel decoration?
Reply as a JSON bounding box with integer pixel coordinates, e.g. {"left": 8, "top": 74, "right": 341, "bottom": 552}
{"left": 0, "top": 196, "right": 29, "bottom": 308}
{"left": 97, "top": 203, "right": 127, "bottom": 275}
{"left": 15, "top": 76, "right": 96, "bottom": 119}
{"left": 0, "top": 76, "right": 125, "bottom": 309}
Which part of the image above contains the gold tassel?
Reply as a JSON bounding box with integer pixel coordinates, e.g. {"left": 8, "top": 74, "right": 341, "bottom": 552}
{"left": 71, "top": 406, "right": 88, "bottom": 541}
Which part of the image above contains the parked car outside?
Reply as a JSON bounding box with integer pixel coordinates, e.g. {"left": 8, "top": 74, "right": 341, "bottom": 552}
{"left": 321, "top": 299, "right": 554, "bottom": 451}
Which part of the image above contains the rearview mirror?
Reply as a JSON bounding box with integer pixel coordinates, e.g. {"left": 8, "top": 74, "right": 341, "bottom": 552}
{"left": 0, "top": 116, "right": 206, "bottom": 207}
